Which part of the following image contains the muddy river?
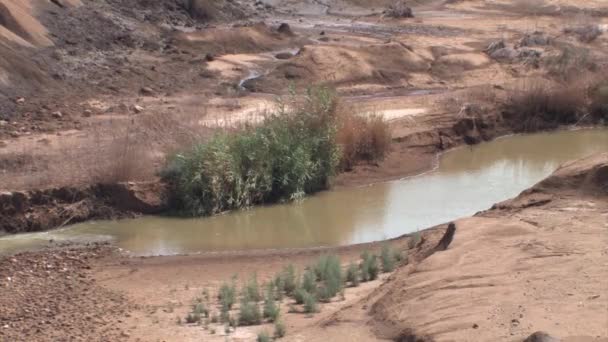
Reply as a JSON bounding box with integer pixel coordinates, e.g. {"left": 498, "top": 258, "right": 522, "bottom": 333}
{"left": 1, "top": 128, "right": 607, "bottom": 256}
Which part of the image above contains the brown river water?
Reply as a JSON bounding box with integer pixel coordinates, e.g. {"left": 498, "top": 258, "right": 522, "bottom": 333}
{"left": 1, "top": 128, "right": 607, "bottom": 256}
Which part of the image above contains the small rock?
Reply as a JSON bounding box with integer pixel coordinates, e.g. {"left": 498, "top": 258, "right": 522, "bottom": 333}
{"left": 523, "top": 331, "right": 561, "bottom": 342}
{"left": 15, "top": 97, "right": 25, "bottom": 104}
{"left": 277, "top": 23, "right": 293, "bottom": 35}
{"left": 51, "top": 111, "right": 63, "bottom": 119}
{"left": 0, "top": 120, "right": 7, "bottom": 126}
{"left": 82, "top": 109, "right": 92, "bottom": 117}
{"left": 140, "top": 87, "right": 155, "bottom": 96}
{"left": 132, "top": 105, "right": 144, "bottom": 113}
{"left": 204, "top": 53, "right": 215, "bottom": 62}
{"left": 511, "top": 318, "right": 520, "bottom": 327}
{"left": 319, "top": 31, "right": 325, "bottom": 35}
{"left": 275, "top": 52, "right": 293, "bottom": 60}
{"left": 472, "top": 323, "right": 479, "bottom": 329}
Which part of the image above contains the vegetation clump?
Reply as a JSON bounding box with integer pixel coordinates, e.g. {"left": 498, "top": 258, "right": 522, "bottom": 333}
{"left": 346, "top": 262, "right": 360, "bottom": 287}
{"left": 164, "top": 87, "right": 391, "bottom": 216}
{"left": 360, "top": 251, "right": 379, "bottom": 282}
{"left": 263, "top": 283, "right": 280, "bottom": 322}
{"left": 164, "top": 87, "right": 341, "bottom": 216}
{"left": 274, "top": 320, "right": 286, "bottom": 338}
{"left": 381, "top": 245, "right": 396, "bottom": 273}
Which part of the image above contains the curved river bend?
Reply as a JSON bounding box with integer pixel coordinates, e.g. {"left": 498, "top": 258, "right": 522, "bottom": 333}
{"left": 1, "top": 128, "right": 607, "bottom": 256}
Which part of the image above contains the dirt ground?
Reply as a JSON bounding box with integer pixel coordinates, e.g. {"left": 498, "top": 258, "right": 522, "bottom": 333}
{"left": 1, "top": 0, "right": 608, "bottom": 341}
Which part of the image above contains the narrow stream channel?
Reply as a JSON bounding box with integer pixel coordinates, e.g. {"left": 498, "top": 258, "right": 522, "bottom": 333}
{"left": 1, "top": 128, "right": 607, "bottom": 256}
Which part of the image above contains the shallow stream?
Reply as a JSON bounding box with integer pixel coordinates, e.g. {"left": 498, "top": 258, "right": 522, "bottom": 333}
{"left": 1, "top": 128, "right": 607, "bottom": 256}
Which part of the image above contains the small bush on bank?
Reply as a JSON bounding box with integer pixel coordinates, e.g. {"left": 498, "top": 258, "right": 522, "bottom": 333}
{"left": 301, "top": 269, "right": 317, "bottom": 294}
{"left": 263, "top": 284, "right": 280, "bottom": 322}
{"left": 303, "top": 291, "right": 318, "bottom": 314}
{"left": 185, "top": 311, "right": 201, "bottom": 324}
{"left": 218, "top": 279, "right": 237, "bottom": 310}
{"left": 244, "top": 273, "right": 262, "bottom": 302}
{"left": 239, "top": 298, "right": 262, "bottom": 326}
{"left": 503, "top": 81, "right": 585, "bottom": 132}
{"left": 275, "top": 264, "right": 297, "bottom": 298}
{"left": 293, "top": 286, "right": 308, "bottom": 305}
{"left": 274, "top": 320, "right": 286, "bottom": 338}
{"left": 408, "top": 231, "right": 421, "bottom": 249}
{"left": 164, "top": 87, "right": 341, "bottom": 216}
{"left": 381, "top": 245, "right": 396, "bottom": 273}
{"left": 257, "top": 330, "right": 271, "bottom": 342}
{"left": 346, "top": 262, "right": 360, "bottom": 287}
{"left": 312, "top": 255, "right": 343, "bottom": 302}
{"left": 360, "top": 251, "right": 379, "bottom": 282}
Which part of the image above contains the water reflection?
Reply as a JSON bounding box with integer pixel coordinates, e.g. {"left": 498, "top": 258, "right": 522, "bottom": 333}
{"left": 1, "top": 128, "right": 607, "bottom": 255}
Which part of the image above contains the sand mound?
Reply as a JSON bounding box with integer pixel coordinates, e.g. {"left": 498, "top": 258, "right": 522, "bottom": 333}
{"left": 366, "top": 153, "right": 608, "bottom": 341}
{"left": 175, "top": 22, "right": 300, "bottom": 54}
{"left": 0, "top": 0, "right": 53, "bottom": 47}
{"left": 248, "top": 42, "right": 431, "bottom": 92}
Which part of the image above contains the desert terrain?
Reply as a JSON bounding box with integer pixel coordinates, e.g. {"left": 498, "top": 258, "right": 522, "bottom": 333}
{"left": 0, "top": 0, "right": 607, "bottom": 341}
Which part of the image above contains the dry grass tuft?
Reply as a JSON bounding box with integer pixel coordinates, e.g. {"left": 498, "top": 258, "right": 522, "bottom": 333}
{"left": 337, "top": 108, "right": 391, "bottom": 171}
{"left": 503, "top": 80, "right": 585, "bottom": 132}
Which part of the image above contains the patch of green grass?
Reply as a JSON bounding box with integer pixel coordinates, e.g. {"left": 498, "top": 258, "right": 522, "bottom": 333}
{"left": 301, "top": 269, "right": 317, "bottom": 294}
{"left": 275, "top": 264, "right": 297, "bottom": 296}
{"left": 312, "top": 255, "right": 343, "bottom": 302}
{"left": 185, "top": 311, "right": 201, "bottom": 324}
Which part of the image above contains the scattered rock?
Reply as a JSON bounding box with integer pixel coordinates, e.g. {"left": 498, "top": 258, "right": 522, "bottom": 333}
{"left": 519, "top": 31, "right": 551, "bottom": 47}
{"left": 489, "top": 47, "right": 518, "bottom": 60}
{"left": 51, "top": 111, "right": 63, "bottom": 119}
{"left": 523, "top": 331, "right": 560, "bottom": 342}
{"left": 139, "top": 87, "right": 155, "bottom": 96}
{"left": 204, "top": 53, "right": 215, "bottom": 62}
{"left": 384, "top": 0, "right": 414, "bottom": 18}
{"left": 275, "top": 52, "right": 293, "bottom": 60}
{"left": 320, "top": 31, "right": 325, "bottom": 35}
{"left": 277, "top": 23, "right": 293, "bottom": 35}
{"left": 472, "top": 323, "right": 479, "bottom": 329}
{"left": 82, "top": 109, "right": 93, "bottom": 118}
{"left": 485, "top": 40, "right": 506, "bottom": 55}
{"left": 132, "top": 105, "right": 144, "bottom": 113}
{"left": 511, "top": 318, "right": 520, "bottom": 327}
{"left": 15, "top": 97, "right": 25, "bottom": 104}
{"left": 0, "top": 120, "right": 7, "bottom": 126}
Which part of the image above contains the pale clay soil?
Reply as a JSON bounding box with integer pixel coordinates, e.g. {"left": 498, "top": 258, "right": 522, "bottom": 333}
{"left": 1, "top": 0, "right": 608, "bottom": 341}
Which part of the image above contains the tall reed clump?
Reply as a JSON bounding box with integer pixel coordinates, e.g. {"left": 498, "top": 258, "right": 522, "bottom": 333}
{"left": 163, "top": 87, "right": 341, "bottom": 216}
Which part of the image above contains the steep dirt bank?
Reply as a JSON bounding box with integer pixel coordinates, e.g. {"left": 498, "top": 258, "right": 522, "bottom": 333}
{"left": 0, "top": 181, "right": 166, "bottom": 234}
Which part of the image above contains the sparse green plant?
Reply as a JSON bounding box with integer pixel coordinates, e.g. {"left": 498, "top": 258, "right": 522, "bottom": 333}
{"left": 220, "top": 305, "right": 230, "bottom": 323}
{"left": 257, "top": 331, "right": 271, "bottom": 342}
{"left": 164, "top": 86, "right": 341, "bottom": 216}
{"left": 185, "top": 311, "right": 201, "bottom": 324}
{"left": 301, "top": 269, "right": 317, "bottom": 294}
{"left": 243, "top": 273, "right": 262, "bottom": 302}
{"left": 210, "top": 313, "right": 219, "bottom": 323}
{"left": 381, "top": 245, "right": 396, "bottom": 273}
{"left": 263, "top": 284, "right": 280, "bottom": 322}
{"left": 346, "top": 262, "right": 360, "bottom": 287}
{"left": 238, "top": 298, "right": 262, "bottom": 326}
{"left": 274, "top": 320, "right": 286, "bottom": 338}
{"left": 303, "top": 292, "right": 318, "bottom": 314}
{"left": 360, "top": 251, "right": 379, "bottom": 282}
{"left": 275, "top": 264, "right": 297, "bottom": 296}
{"left": 210, "top": 327, "right": 216, "bottom": 334}
{"left": 218, "top": 278, "right": 237, "bottom": 310}
{"left": 408, "top": 232, "right": 421, "bottom": 249}
{"left": 192, "top": 303, "right": 209, "bottom": 318}
{"left": 312, "top": 255, "right": 343, "bottom": 301}
{"left": 293, "top": 286, "right": 307, "bottom": 305}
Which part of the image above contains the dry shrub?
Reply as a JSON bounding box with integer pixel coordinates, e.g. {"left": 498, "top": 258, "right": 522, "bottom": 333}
{"left": 337, "top": 108, "right": 391, "bottom": 171}
{"left": 503, "top": 80, "right": 585, "bottom": 132}
{"left": 0, "top": 109, "right": 210, "bottom": 191}
{"left": 182, "top": 0, "right": 218, "bottom": 20}
{"left": 589, "top": 79, "right": 608, "bottom": 123}
{"left": 544, "top": 45, "right": 597, "bottom": 82}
